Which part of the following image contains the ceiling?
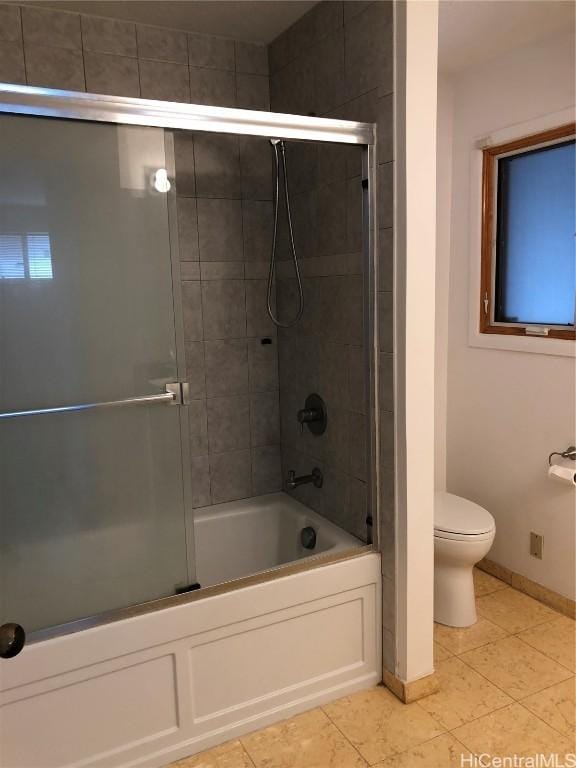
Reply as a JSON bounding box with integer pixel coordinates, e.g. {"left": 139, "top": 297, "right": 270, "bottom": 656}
{"left": 439, "top": 0, "right": 575, "bottom": 73}
{"left": 31, "top": 1, "right": 318, "bottom": 44}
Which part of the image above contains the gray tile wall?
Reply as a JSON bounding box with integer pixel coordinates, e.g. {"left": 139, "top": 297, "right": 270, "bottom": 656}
{"left": 174, "top": 130, "right": 283, "bottom": 507}
{"left": 0, "top": 2, "right": 279, "bottom": 508}
{"left": 269, "top": 0, "right": 395, "bottom": 670}
{"left": 0, "top": 3, "right": 269, "bottom": 107}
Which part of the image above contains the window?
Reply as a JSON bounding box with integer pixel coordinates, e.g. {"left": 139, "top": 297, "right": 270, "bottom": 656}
{"left": 480, "top": 123, "right": 575, "bottom": 340}
{"left": 0, "top": 233, "right": 53, "bottom": 280}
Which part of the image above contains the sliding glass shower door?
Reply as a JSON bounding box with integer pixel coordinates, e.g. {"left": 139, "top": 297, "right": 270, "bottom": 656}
{"left": 0, "top": 115, "right": 192, "bottom": 634}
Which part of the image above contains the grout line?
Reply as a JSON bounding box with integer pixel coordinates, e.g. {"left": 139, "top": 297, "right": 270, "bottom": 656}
{"left": 516, "top": 698, "right": 575, "bottom": 742}
{"left": 318, "top": 706, "right": 370, "bottom": 766}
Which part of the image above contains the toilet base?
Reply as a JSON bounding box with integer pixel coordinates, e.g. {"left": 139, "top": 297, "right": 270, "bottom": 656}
{"left": 434, "top": 563, "right": 477, "bottom": 627}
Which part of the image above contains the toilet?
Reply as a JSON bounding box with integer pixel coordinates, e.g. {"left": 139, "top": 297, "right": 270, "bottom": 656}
{"left": 434, "top": 492, "right": 496, "bottom": 627}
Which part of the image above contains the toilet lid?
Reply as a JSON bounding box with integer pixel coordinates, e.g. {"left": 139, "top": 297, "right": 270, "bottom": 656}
{"left": 434, "top": 492, "right": 495, "bottom": 536}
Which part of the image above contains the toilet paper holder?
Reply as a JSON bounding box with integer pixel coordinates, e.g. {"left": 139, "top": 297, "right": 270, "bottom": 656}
{"left": 548, "top": 445, "right": 576, "bottom": 466}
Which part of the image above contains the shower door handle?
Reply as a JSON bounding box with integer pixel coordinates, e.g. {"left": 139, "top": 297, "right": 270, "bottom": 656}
{"left": 0, "top": 382, "right": 189, "bottom": 420}
{"left": 0, "top": 623, "right": 25, "bottom": 658}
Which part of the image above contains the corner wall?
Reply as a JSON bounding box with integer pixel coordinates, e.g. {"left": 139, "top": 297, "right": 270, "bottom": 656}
{"left": 440, "top": 31, "right": 576, "bottom": 600}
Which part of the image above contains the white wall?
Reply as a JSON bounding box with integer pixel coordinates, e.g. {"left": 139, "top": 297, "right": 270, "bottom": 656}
{"left": 438, "top": 31, "right": 576, "bottom": 600}
{"left": 395, "top": 0, "right": 438, "bottom": 682}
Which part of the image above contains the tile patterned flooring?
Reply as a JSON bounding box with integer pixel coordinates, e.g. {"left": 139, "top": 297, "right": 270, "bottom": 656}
{"left": 169, "top": 569, "right": 575, "bottom": 768}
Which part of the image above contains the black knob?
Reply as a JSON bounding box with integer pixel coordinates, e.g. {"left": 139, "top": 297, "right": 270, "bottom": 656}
{"left": 0, "top": 623, "right": 26, "bottom": 658}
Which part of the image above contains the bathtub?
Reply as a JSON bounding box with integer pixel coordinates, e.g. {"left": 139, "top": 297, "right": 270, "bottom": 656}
{"left": 0, "top": 498, "right": 380, "bottom": 768}
{"left": 194, "top": 493, "right": 361, "bottom": 588}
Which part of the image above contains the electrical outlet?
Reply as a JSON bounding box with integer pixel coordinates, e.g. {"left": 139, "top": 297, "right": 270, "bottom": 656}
{"left": 530, "top": 532, "right": 543, "bottom": 559}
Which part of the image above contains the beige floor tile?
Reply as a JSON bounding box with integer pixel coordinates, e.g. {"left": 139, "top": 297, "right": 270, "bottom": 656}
{"left": 460, "top": 636, "right": 572, "bottom": 700}
{"left": 477, "top": 587, "right": 559, "bottom": 633}
{"left": 518, "top": 616, "right": 576, "bottom": 672}
{"left": 453, "top": 702, "right": 574, "bottom": 758}
{"left": 521, "top": 679, "right": 576, "bottom": 739}
{"left": 170, "top": 740, "right": 254, "bottom": 768}
{"left": 434, "top": 617, "right": 508, "bottom": 655}
{"left": 434, "top": 642, "right": 453, "bottom": 662}
{"left": 241, "top": 708, "right": 366, "bottom": 768}
{"left": 474, "top": 568, "right": 508, "bottom": 597}
{"left": 418, "top": 656, "right": 512, "bottom": 729}
{"left": 372, "top": 733, "right": 467, "bottom": 768}
{"left": 322, "top": 686, "right": 444, "bottom": 764}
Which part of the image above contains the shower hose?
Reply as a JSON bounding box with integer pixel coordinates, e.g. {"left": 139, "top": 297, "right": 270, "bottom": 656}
{"left": 266, "top": 139, "right": 304, "bottom": 328}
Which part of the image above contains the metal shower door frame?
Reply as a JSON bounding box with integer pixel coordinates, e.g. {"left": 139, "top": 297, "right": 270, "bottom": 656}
{"left": 0, "top": 82, "right": 379, "bottom": 641}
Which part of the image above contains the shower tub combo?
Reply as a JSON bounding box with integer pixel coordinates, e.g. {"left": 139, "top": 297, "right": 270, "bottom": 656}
{"left": 0, "top": 84, "right": 380, "bottom": 768}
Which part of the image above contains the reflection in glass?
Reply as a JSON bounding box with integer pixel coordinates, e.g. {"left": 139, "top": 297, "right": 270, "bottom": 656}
{"left": 0, "top": 233, "right": 53, "bottom": 279}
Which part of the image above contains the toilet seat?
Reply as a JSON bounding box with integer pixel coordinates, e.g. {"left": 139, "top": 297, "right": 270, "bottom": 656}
{"left": 434, "top": 492, "right": 495, "bottom": 540}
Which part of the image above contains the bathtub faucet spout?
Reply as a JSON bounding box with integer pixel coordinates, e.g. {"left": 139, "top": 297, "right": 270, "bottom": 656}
{"left": 286, "top": 467, "right": 323, "bottom": 490}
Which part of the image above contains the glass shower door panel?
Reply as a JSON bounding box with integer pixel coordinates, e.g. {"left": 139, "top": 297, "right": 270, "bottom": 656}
{"left": 0, "top": 115, "right": 189, "bottom": 632}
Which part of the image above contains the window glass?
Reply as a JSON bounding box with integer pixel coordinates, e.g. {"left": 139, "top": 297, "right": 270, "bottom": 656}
{"left": 495, "top": 139, "right": 575, "bottom": 326}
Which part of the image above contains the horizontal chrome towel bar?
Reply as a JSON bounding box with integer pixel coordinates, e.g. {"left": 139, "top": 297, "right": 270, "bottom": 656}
{"left": 0, "top": 383, "right": 186, "bottom": 420}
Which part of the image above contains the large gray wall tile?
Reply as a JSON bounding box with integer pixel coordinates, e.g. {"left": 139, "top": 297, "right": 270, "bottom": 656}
{"left": 209, "top": 449, "right": 252, "bottom": 504}
{"left": 378, "top": 290, "right": 393, "bottom": 353}
{"left": 193, "top": 133, "right": 241, "bottom": 198}
{"left": 189, "top": 66, "right": 235, "bottom": 107}
{"left": 0, "top": 4, "right": 21, "bottom": 42}
{"left": 139, "top": 59, "right": 190, "bottom": 102}
{"left": 235, "top": 41, "right": 268, "bottom": 75}
{"left": 191, "top": 455, "right": 211, "bottom": 508}
{"left": 182, "top": 281, "right": 203, "bottom": 341}
{"left": 204, "top": 339, "right": 249, "bottom": 397}
{"left": 239, "top": 137, "right": 273, "bottom": 201}
{"left": 22, "top": 5, "right": 81, "bottom": 50}
{"left": 185, "top": 341, "right": 206, "bottom": 399}
{"left": 0, "top": 40, "right": 25, "bottom": 84}
{"left": 246, "top": 279, "right": 277, "bottom": 337}
{"left": 378, "top": 162, "right": 393, "bottom": 229}
{"left": 25, "top": 45, "right": 85, "bottom": 90}
{"left": 84, "top": 52, "right": 140, "bottom": 97}
{"left": 236, "top": 73, "right": 270, "bottom": 110}
{"left": 378, "top": 227, "right": 393, "bottom": 291}
{"left": 201, "top": 280, "right": 246, "bottom": 339}
{"left": 177, "top": 197, "right": 199, "bottom": 260}
{"left": 188, "top": 399, "right": 208, "bottom": 457}
{"left": 197, "top": 199, "right": 243, "bottom": 261}
{"left": 207, "top": 395, "right": 250, "bottom": 454}
{"left": 180, "top": 262, "right": 201, "bottom": 280}
{"left": 250, "top": 391, "right": 280, "bottom": 447}
{"left": 174, "top": 132, "right": 196, "bottom": 197}
{"left": 137, "top": 24, "right": 187, "bottom": 63}
{"left": 248, "top": 338, "right": 279, "bottom": 392}
{"left": 200, "top": 262, "right": 243, "bottom": 281}
{"left": 188, "top": 33, "right": 235, "bottom": 70}
{"left": 243, "top": 200, "right": 274, "bottom": 261}
{"left": 81, "top": 15, "right": 136, "bottom": 57}
{"left": 344, "top": 1, "right": 393, "bottom": 99}
{"left": 251, "top": 445, "right": 282, "bottom": 494}
{"left": 313, "top": 27, "right": 345, "bottom": 115}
